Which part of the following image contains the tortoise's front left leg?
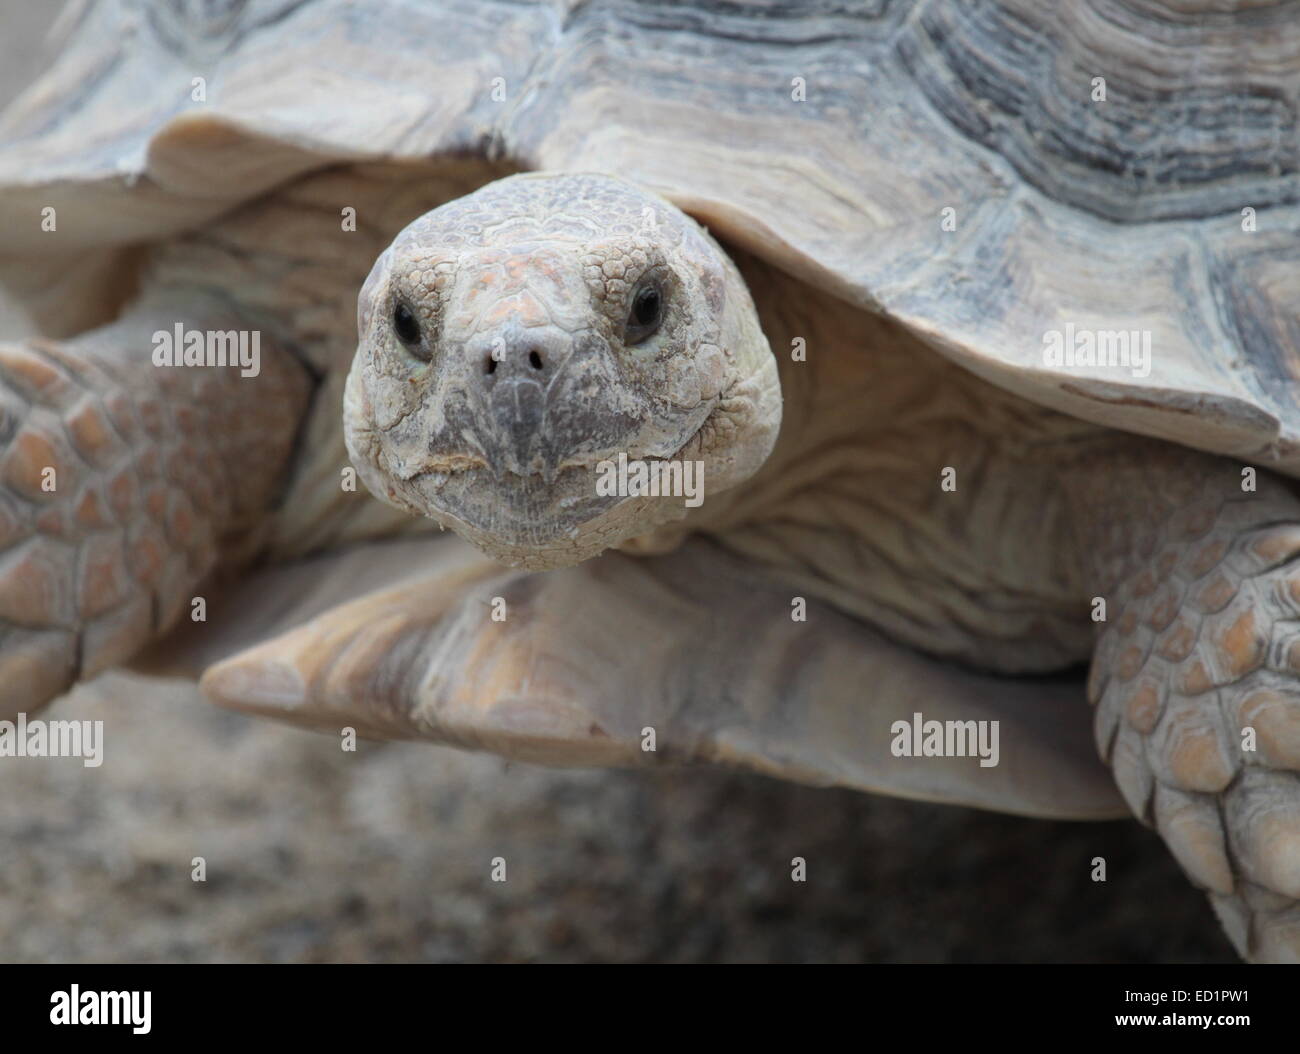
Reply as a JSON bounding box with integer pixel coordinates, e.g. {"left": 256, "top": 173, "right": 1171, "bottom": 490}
{"left": 1089, "top": 471, "right": 1300, "bottom": 962}
{"left": 0, "top": 289, "right": 310, "bottom": 713}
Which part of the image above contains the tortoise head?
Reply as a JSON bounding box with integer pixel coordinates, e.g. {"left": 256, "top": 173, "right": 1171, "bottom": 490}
{"left": 345, "top": 172, "right": 781, "bottom": 568}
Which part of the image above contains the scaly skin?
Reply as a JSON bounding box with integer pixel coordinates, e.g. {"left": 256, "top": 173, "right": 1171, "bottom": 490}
{"left": 345, "top": 172, "right": 781, "bottom": 569}
{"left": 1075, "top": 448, "right": 1300, "bottom": 960}
{"left": 0, "top": 287, "right": 310, "bottom": 715}
{"left": 343, "top": 171, "right": 1300, "bottom": 959}
{"left": 3, "top": 164, "right": 1287, "bottom": 958}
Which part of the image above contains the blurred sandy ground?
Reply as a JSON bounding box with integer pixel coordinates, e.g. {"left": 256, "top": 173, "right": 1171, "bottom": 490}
{"left": 0, "top": 1, "right": 1231, "bottom": 962}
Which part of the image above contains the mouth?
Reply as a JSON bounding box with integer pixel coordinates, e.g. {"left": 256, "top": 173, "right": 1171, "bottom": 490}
{"left": 396, "top": 402, "right": 718, "bottom": 545}
{"left": 404, "top": 396, "right": 719, "bottom": 486}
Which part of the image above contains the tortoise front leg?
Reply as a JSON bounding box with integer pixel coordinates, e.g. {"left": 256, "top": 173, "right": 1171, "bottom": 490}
{"left": 1090, "top": 475, "right": 1300, "bottom": 962}
{"left": 0, "top": 289, "right": 310, "bottom": 713}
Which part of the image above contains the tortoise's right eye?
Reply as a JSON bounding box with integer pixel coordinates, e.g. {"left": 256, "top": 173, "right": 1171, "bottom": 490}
{"left": 393, "top": 302, "right": 423, "bottom": 350}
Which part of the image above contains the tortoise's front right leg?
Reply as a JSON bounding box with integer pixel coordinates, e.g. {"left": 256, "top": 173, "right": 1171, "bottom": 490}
{"left": 0, "top": 290, "right": 310, "bottom": 713}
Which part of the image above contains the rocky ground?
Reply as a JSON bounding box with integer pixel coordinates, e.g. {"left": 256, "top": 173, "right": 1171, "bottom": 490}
{"left": 0, "top": 0, "right": 1231, "bottom": 963}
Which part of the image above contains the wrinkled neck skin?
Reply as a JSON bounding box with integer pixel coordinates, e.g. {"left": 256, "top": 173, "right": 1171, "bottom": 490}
{"left": 142, "top": 158, "right": 520, "bottom": 558}
{"left": 337, "top": 172, "right": 1250, "bottom": 679}
{"left": 680, "top": 246, "right": 1251, "bottom": 677}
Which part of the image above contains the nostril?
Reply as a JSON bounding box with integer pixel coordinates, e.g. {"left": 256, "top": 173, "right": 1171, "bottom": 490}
{"left": 485, "top": 354, "right": 497, "bottom": 375}
{"left": 528, "top": 350, "right": 544, "bottom": 370}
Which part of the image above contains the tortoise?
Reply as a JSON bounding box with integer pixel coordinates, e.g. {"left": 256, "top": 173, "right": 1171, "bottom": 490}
{"left": 1, "top": 0, "right": 1298, "bottom": 963}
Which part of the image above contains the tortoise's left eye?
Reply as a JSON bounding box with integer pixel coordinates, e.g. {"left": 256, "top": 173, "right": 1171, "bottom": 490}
{"left": 393, "top": 302, "right": 424, "bottom": 351}
{"left": 624, "top": 282, "right": 664, "bottom": 345}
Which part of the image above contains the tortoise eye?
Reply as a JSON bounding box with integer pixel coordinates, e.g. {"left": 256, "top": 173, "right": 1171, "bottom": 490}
{"left": 393, "top": 302, "right": 423, "bottom": 349}
{"left": 625, "top": 282, "right": 664, "bottom": 344}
